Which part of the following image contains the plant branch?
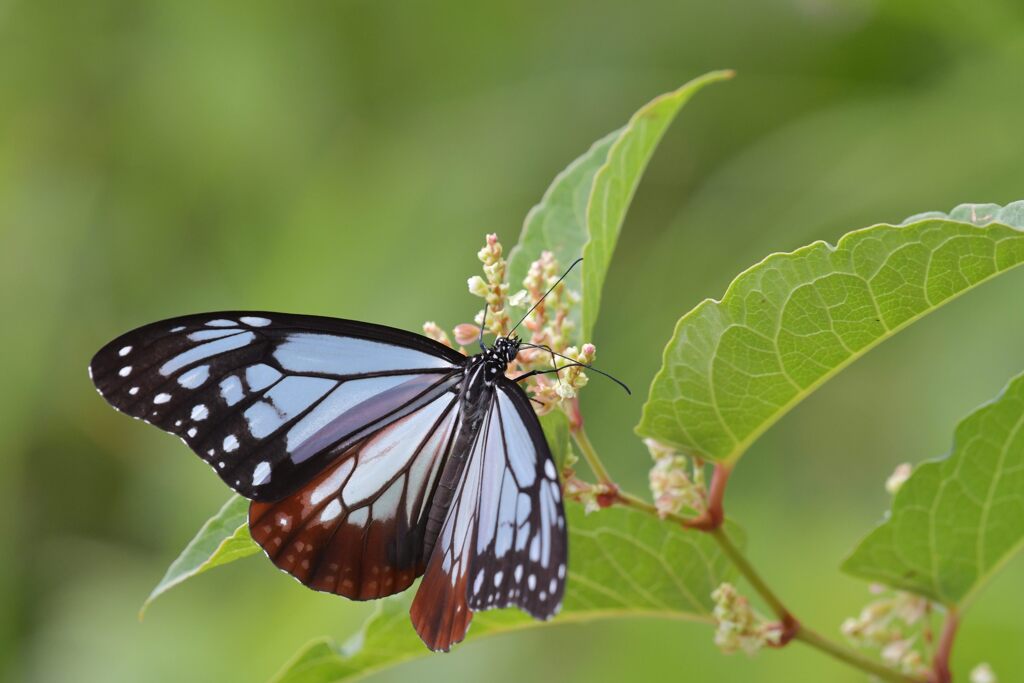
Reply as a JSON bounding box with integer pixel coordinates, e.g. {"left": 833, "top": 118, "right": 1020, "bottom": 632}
{"left": 795, "top": 625, "right": 925, "bottom": 683}
{"left": 567, "top": 432, "right": 927, "bottom": 683}
{"left": 614, "top": 488, "right": 695, "bottom": 527}
{"left": 570, "top": 422, "right": 613, "bottom": 485}
{"left": 708, "top": 526, "right": 792, "bottom": 625}
{"left": 930, "top": 608, "right": 958, "bottom": 683}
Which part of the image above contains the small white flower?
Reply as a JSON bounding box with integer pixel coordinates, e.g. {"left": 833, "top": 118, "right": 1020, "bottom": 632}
{"left": 711, "top": 583, "right": 776, "bottom": 655}
{"left": 643, "top": 438, "right": 677, "bottom": 460}
{"left": 467, "top": 275, "right": 489, "bottom": 298}
{"left": 508, "top": 289, "right": 529, "bottom": 307}
{"left": 881, "top": 638, "right": 913, "bottom": 666}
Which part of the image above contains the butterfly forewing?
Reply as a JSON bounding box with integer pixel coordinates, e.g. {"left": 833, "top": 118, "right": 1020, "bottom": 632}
{"left": 89, "top": 312, "right": 463, "bottom": 501}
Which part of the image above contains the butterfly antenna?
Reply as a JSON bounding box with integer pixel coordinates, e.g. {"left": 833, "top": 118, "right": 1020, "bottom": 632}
{"left": 508, "top": 257, "right": 583, "bottom": 336}
{"left": 519, "top": 342, "right": 631, "bottom": 395}
{"left": 478, "top": 305, "right": 488, "bottom": 351}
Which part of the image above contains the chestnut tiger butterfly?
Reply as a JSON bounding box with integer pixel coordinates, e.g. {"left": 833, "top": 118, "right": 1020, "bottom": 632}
{"left": 88, "top": 260, "right": 628, "bottom": 650}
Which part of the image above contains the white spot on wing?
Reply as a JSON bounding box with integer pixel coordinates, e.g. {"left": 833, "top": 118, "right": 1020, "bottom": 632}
{"left": 191, "top": 404, "right": 209, "bottom": 421}
{"left": 160, "top": 332, "right": 255, "bottom": 376}
{"left": 118, "top": 345, "right": 132, "bottom": 356}
{"left": 252, "top": 460, "right": 271, "bottom": 485}
{"left": 223, "top": 434, "right": 239, "bottom": 452}
{"left": 188, "top": 328, "right": 240, "bottom": 341}
{"left": 319, "top": 499, "right": 342, "bottom": 523}
{"left": 206, "top": 319, "right": 236, "bottom": 327}
{"left": 128, "top": 387, "right": 139, "bottom": 395}
{"left": 220, "top": 376, "right": 244, "bottom": 406}
{"left": 348, "top": 507, "right": 368, "bottom": 525}
{"left": 309, "top": 459, "right": 355, "bottom": 505}
{"left": 244, "top": 363, "right": 281, "bottom": 392}
{"left": 544, "top": 459, "right": 556, "bottom": 480}
{"left": 119, "top": 366, "right": 132, "bottom": 377}
{"left": 240, "top": 316, "right": 271, "bottom": 327}
{"left": 154, "top": 393, "right": 171, "bottom": 404}
{"left": 178, "top": 365, "right": 210, "bottom": 389}
{"left": 187, "top": 427, "right": 198, "bottom": 438}
{"left": 370, "top": 479, "right": 403, "bottom": 522}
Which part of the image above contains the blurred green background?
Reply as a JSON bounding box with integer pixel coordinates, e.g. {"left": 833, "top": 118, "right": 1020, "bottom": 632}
{"left": 3, "top": 1, "right": 1024, "bottom": 681}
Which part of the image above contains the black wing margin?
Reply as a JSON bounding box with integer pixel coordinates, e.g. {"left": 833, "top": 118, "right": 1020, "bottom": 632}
{"left": 89, "top": 311, "right": 465, "bottom": 501}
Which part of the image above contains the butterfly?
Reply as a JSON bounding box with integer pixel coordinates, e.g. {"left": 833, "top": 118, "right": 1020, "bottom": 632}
{"left": 88, "top": 266, "right": 625, "bottom": 651}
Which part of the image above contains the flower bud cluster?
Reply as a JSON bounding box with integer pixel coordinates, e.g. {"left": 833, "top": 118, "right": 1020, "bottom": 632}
{"left": 422, "top": 321, "right": 453, "bottom": 348}
{"left": 519, "top": 251, "right": 575, "bottom": 358}
{"left": 840, "top": 586, "right": 930, "bottom": 676}
{"left": 425, "top": 235, "right": 595, "bottom": 414}
{"left": 644, "top": 438, "right": 707, "bottom": 518}
{"left": 466, "top": 233, "right": 512, "bottom": 338}
{"left": 711, "top": 583, "right": 784, "bottom": 655}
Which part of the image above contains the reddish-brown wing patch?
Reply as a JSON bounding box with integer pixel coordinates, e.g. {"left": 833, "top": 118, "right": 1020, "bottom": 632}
{"left": 409, "top": 546, "right": 473, "bottom": 651}
{"left": 249, "top": 393, "right": 459, "bottom": 600}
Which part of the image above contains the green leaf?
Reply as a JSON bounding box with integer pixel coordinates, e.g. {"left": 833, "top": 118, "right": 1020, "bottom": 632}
{"left": 843, "top": 371, "right": 1024, "bottom": 609}
{"left": 508, "top": 71, "right": 734, "bottom": 344}
{"left": 140, "top": 495, "right": 259, "bottom": 617}
{"left": 636, "top": 201, "right": 1024, "bottom": 464}
{"left": 271, "top": 504, "right": 739, "bottom": 683}
{"left": 539, "top": 409, "right": 573, "bottom": 470}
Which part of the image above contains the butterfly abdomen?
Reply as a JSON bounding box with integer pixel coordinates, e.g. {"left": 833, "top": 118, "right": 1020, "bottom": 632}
{"left": 422, "top": 359, "right": 494, "bottom": 560}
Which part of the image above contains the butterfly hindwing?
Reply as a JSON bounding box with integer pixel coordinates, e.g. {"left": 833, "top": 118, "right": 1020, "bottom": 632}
{"left": 464, "top": 383, "right": 567, "bottom": 617}
{"left": 410, "top": 380, "right": 567, "bottom": 651}
{"left": 89, "top": 312, "right": 464, "bottom": 501}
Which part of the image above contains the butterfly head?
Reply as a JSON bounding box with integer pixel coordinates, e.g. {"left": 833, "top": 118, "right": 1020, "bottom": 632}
{"left": 484, "top": 335, "right": 521, "bottom": 374}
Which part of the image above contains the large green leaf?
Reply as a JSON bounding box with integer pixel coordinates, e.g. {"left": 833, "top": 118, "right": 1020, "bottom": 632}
{"left": 140, "top": 495, "right": 259, "bottom": 617}
{"left": 843, "top": 371, "right": 1024, "bottom": 608}
{"left": 271, "top": 504, "right": 739, "bottom": 683}
{"left": 507, "top": 71, "right": 734, "bottom": 344}
{"left": 636, "top": 201, "right": 1024, "bottom": 464}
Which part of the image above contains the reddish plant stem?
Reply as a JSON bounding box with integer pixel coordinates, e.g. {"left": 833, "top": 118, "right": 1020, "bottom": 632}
{"left": 930, "top": 609, "right": 958, "bottom": 683}
{"left": 685, "top": 462, "right": 731, "bottom": 530}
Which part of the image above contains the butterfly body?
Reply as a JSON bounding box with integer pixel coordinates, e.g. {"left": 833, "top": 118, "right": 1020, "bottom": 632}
{"left": 90, "top": 312, "right": 565, "bottom": 651}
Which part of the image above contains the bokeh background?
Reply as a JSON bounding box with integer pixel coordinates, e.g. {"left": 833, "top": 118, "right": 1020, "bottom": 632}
{"left": 3, "top": 1, "right": 1024, "bottom": 681}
